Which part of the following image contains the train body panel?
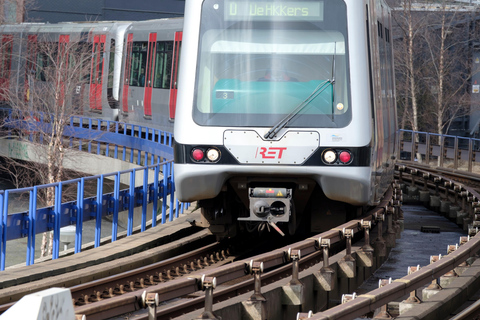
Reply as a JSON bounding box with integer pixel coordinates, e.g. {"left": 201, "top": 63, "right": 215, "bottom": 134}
{"left": 174, "top": 0, "right": 397, "bottom": 236}
{"left": 175, "top": 163, "right": 372, "bottom": 205}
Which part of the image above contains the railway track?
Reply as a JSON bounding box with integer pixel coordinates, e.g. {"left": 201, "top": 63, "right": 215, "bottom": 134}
{"left": 3, "top": 162, "right": 480, "bottom": 319}
{"left": 68, "top": 187, "right": 398, "bottom": 319}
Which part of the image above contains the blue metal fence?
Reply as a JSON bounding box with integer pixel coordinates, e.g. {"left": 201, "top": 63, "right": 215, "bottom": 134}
{"left": 0, "top": 113, "right": 189, "bottom": 271}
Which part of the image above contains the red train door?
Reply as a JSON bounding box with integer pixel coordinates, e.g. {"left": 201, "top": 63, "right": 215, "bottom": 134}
{"left": 122, "top": 33, "right": 133, "bottom": 114}
{"left": 144, "top": 33, "right": 157, "bottom": 118}
{"left": 169, "top": 32, "right": 182, "bottom": 120}
{"left": 24, "top": 35, "right": 37, "bottom": 102}
{"left": 0, "top": 35, "right": 13, "bottom": 101}
{"left": 90, "top": 34, "right": 106, "bottom": 111}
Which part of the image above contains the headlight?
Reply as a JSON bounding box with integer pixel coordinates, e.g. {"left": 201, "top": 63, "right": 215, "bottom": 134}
{"left": 323, "top": 150, "right": 337, "bottom": 164}
{"left": 206, "top": 148, "right": 220, "bottom": 162}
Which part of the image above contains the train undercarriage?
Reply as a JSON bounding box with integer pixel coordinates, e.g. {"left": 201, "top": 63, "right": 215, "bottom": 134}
{"left": 196, "top": 177, "right": 363, "bottom": 238}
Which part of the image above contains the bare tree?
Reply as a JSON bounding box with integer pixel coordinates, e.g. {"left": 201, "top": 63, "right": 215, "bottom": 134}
{"left": 392, "top": 0, "right": 430, "bottom": 133}
{"left": 421, "top": 1, "right": 473, "bottom": 135}
{"left": 0, "top": 34, "right": 94, "bottom": 255}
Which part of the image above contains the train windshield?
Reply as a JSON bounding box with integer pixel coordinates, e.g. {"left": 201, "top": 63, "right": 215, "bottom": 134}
{"left": 193, "top": 0, "right": 351, "bottom": 128}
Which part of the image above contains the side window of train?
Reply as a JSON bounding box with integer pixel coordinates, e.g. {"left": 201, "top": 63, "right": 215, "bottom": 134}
{"left": 35, "top": 42, "right": 58, "bottom": 82}
{"left": 129, "top": 42, "right": 147, "bottom": 87}
{"left": 0, "top": 35, "right": 13, "bottom": 80}
{"left": 108, "top": 39, "right": 115, "bottom": 89}
{"left": 153, "top": 41, "right": 174, "bottom": 89}
{"left": 378, "top": 21, "right": 383, "bottom": 39}
{"left": 69, "top": 42, "right": 90, "bottom": 82}
{"left": 35, "top": 51, "right": 48, "bottom": 81}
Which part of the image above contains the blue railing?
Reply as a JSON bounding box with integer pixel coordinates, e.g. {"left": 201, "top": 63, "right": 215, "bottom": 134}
{"left": 0, "top": 113, "right": 189, "bottom": 271}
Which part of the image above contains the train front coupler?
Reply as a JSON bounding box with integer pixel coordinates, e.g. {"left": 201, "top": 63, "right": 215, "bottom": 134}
{"left": 238, "top": 187, "right": 292, "bottom": 236}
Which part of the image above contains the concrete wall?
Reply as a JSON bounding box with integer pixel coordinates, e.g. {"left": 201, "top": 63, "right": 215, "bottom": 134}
{"left": 0, "top": 138, "right": 155, "bottom": 187}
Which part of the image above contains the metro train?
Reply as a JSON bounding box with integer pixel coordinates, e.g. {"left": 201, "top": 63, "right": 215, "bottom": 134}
{"left": 174, "top": 0, "right": 398, "bottom": 237}
{"left": 0, "top": 18, "right": 183, "bottom": 132}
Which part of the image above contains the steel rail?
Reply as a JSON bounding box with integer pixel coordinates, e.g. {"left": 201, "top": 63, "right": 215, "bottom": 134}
{"left": 70, "top": 241, "right": 225, "bottom": 304}
{"left": 450, "top": 298, "right": 480, "bottom": 320}
{"left": 74, "top": 187, "right": 394, "bottom": 319}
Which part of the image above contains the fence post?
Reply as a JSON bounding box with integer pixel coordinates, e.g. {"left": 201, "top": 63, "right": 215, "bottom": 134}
{"left": 425, "top": 133, "right": 430, "bottom": 165}
{"left": 171, "top": 163, "right": 177, "bottom": 219}
{"left": 53, "top": 183, "right": 61, "bottom": 258}
{"left": 95, "top": 175, "right": 103, "bottom": 248}
{"left": 162, "top": 163, "right": 168, "bottom": 224}
{"left": 27, "top": 187, "right": 37, "bottom": 265}
{"left": 440, "top": 135, "right": 445, "bottom": 167}
{"left": 128, "top": 170, "right": 135, "bottom": 236}
{"left": 153, "top": 165, "right": 159, "bottom": 227}
{"left": 112, "top": 172, "right": 120, "bottom": 242}
{"left": 411, "top": 131, "right": 416, "bottom": 161}
{"left": 0, "top": 192, "right": 5, "bottom": 271}
{"left": 142, "top": 167, "right": 148, "bottom": 232}
{"left": 454, "top": 136, "right": 459, "bottom": 169}
{"left": 75, "top": 179, "right": 85, "bottom": 254}
{"left": 469, "top": 139, "right": 473, "bottom": 173}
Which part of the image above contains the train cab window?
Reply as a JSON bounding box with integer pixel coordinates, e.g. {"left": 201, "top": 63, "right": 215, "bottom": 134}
{"left": 129, "top": 42, "right": 147, "bottom": 87}
{"left": 153, "top": 41, "right": 174, "bottom": 89}
{"left": 193, "top": 0, "right": 351, "bottom": 129}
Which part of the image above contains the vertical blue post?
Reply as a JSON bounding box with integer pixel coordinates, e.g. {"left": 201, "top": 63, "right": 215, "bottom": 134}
{"left": 130, "top": 127, "right": 135, "bottom": 163}
{"left": 114, "top": 123, "right": 118, "bottom": 159}
{"left": 52, "top": 184, "right": 61, "bottom": 259}
{"left": 141, "top": 167, "right": 148, "bottom": 232}
{"left": 152, "top": 165, "right": 159, "bottom": 227}
{"left": 69, "top": 117, "right": 74, "bottom": 148}
{"left": 0, "top": 192, "right": 5, "bottom": 271}
{"left": 170, "top": 163, "right": 176, "bottom": 219}
{"left": 88, "top": 118, "right": 92, "bottom": 153}
{"left": 168, "top": 133, "right": 173, "bottom": 147}
{"left": 27, "top": 188, "right": 36, "bottom": 265}
{"left": 112, "top": 172, "right": 120, "bottom": 242}
{"left": 95, "top": 175, "right": 103, "bottom": 248}
{"left": 123, "top": 124, "right": 127, "bottom": 161}
{"left": 167, "top": 163, "right": 174, "bottom": 222}
{"left": 75, "top": 179, "right": 84, "bottom": 254}
{"left": 128, "top": 170, "right": 135, "bottom": 236}
{"left": 162, "top": 163, "right": 168, "bottom": 223}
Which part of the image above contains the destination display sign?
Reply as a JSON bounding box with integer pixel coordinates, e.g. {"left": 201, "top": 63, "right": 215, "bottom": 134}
{"left": 224, "top": 1, "right": 324, "bottom": 21}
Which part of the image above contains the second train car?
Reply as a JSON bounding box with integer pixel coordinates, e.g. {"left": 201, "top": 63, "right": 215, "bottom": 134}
{"left": 174, "top": 0, "right": 397, "bottom": 237}
{"left": 0, "top": 18, "right": 183, "bottom": 132}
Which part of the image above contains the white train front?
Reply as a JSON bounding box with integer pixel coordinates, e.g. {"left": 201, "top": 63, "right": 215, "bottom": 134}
{"left": 174, "top": 0, "right": 397, "bottom": 237}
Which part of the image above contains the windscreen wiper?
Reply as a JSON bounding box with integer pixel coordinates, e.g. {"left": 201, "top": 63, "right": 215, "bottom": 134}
{"left": 264, "top": 43, "right": 337, "bottom": 140}
{"left": 264, "top": 79, "right": 334, "bottom": 140}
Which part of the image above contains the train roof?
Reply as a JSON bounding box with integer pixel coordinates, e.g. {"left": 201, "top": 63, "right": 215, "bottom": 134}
{"left": 125, "top": 17, "right": 183, "bottom": 32}
{"left": 0, "top": 21, "right": 133, "bottom": 36}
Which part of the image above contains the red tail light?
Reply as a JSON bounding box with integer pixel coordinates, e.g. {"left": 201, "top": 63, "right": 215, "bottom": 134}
{"left": 339, "top": 151, "right": 352, "bottom": 164}
{"left": 191, "top": 148, "right": 205, "bottom": 161}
